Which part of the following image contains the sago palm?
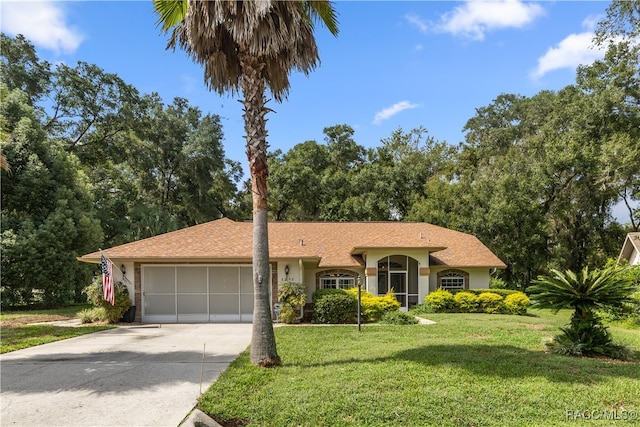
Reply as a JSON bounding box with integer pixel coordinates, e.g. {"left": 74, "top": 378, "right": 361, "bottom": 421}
{"left": 529, "top": 265, "right": 637, "bottom": 357}
{"left": 154, "top": 0, "right": 338, "bottom": 367}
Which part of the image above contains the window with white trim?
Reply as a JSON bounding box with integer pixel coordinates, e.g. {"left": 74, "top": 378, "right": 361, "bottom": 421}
{"left": 320, "top": 274, "right": 355, "bottom": 290}
{"left": 440, "top": 272, "right": 465, "bottom": 291}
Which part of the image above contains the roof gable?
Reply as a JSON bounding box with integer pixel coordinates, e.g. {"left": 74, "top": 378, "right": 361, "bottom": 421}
{"left": 618, "top": 232, "right": 640, "bottom": 265}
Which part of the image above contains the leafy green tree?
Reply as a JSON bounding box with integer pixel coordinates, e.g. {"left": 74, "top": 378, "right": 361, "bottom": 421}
{"left": 375, "top": 127, "right": 456, "bottom": 220}
{"left": 450, "top": 84, "right": 633, "bottom": 286}
{"left": 529, "top": 266, "right": 637, "bottom": 358}
{"left": 268, "top": 140, "right": 329, "bottom": 220}
{"left": 44, "top": 61, "right": 143, "bottom": 164}
{"left": 0, "top": 33, "right": 51, "bottom": 104}
{"left": 1, "top": 84, "right": 102, "bottom": 306}
{"left": 154, "top": 0, "right": 338, "bottom": 367}
{"left": 579, "top": 5, "right": 640, "bottom": 231}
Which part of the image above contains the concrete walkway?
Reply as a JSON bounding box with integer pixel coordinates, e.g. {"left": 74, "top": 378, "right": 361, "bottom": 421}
{"left": 0, "top": 323, "right": 252, "bottom": 427}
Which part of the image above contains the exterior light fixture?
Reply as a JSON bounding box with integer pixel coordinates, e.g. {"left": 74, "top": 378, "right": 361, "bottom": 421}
{"left": 284, "top": 265, "right": 290, "bottom": 276}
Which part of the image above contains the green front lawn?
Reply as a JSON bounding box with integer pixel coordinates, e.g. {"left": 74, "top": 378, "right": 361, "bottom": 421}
{"left": 200, "top": 310, "right": 640, "bottom": 426}
{"left": 0, "top": 305, "right": 114, "bottom": 353}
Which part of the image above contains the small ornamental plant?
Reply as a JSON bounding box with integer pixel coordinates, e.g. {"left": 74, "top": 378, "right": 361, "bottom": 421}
{"left": 529, "top": 266, "right": 637, "bottom": 359}
{"left": 82, "top": 277, "right": 131, "bottom": 324}
{"left": 379, "top": 310, "right": 418, "bottom": 325}
{"left": 277, "top": 281, "right": 306, "bottom": 324}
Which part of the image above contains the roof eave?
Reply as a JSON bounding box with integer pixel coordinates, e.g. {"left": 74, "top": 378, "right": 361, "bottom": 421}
{"left": 351, "top": 245, "right": 447, "bottom": 254}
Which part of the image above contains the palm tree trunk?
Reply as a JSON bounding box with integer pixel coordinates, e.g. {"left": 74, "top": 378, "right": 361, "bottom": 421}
{"left": 240, "top": 51, "right": 281, "bottom": 367}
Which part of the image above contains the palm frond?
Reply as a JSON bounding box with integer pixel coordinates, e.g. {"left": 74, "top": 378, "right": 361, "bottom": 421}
{"left": 154, "top": 0, "right": 188, "bottom": 33}
{"left": 304, "top": 1, "right": 339, "bottom": 36}
{"left": 530, "top": 265, "right": 637, "bottom": 313}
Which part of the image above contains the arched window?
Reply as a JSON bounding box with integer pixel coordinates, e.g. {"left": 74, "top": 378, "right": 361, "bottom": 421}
{"left": 438, "top": 270, "right": 468, "bottom": 291}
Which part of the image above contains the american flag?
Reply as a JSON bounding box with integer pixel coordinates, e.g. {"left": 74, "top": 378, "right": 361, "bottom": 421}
{"left": 101, "top": 254, "right": 115, "bottom": 305}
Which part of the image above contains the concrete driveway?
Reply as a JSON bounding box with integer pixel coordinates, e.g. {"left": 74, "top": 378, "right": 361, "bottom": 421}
{"left": 0, "top": 323, "right": 252, "bottom": 427}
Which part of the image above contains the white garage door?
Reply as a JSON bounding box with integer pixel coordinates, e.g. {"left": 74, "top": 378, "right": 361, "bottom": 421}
{"left": 142, "top": 265, "right": 256, "bottom": 323}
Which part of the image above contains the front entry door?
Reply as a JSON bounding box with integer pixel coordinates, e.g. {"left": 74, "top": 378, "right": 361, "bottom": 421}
{"left": 390, "top": 272, "right": 407, "bottom": 309}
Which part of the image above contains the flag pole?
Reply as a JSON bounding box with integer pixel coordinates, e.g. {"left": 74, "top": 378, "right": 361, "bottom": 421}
{"left": 98, "top": 249, "right": 131, "bottom": 284}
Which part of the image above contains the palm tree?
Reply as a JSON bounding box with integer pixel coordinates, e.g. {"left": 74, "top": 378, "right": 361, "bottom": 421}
{"left": 529, "top": 265, "right": 637, "bottom": 357}
{"left": 154, "top": 0, "right": 338, "bottom": 367}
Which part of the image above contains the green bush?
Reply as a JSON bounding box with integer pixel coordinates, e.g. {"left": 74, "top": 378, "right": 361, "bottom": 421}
{"left": 424, "top": 289, "right": 455, "bottom": 312}
{"left": 454, "top": 292, "right": 479, "bottom": 313}
{"left": 83, "top": 277, "right": 131, "bottom": 324}
{"left": 345, "top": 288, "right": 400, "bottom": 322}
{"left": 278, "top": 281, "right": 307, "bottom": 324}
{"left": 78, "top": 307, "right": 107, "bottom": 324}
{"left": 379, "top": 311, "right": 418, "bottom": 325}
{"left": 597, "top": 291, "right": 640, "bottom": 327}
{"left": 409, "top": 303, "right": 434, "bottom": 316}
{"left": 477, "top": 292, "right": 504, "bottom": 314}
{"left": 312, "top": 293, "right": 357, "bottom": 324}
{"left": 503, "top": 292, "right": 531, "bottom": 315}
{"left": 312, "top": 288, "right": 346, "bottom": 304}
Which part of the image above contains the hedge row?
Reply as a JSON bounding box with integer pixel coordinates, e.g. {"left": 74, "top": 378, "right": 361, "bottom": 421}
{"left": 425, "top": 289, "right": 530, "bottom": 315}
{"left": 451, "top": 288, "right": 520, "bottom": 297}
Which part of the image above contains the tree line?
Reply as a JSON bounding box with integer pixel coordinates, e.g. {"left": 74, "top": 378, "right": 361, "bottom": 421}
{"left": 1, "top": 34, "right": 249, "bottom": 306}
{"left": 1, "top": 1, "right": 638, "bottom": 306}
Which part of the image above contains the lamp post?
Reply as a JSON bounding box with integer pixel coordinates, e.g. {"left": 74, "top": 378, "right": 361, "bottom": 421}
{"left": 357, "top": 277, "right": 362, "bottom": 332}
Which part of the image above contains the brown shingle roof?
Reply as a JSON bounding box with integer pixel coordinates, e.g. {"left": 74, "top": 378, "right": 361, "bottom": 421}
{"left": 79, "top": 218, "right": 506, "bottom": 268}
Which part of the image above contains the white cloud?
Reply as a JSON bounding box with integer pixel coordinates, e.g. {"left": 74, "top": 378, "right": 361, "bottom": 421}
{"left": 530, "top": 18, "right": 607, "bottom": 79}
{"left": 1, "top": 1, "right": 83, "bottom": 54}
{"left": 373, "top": 101, "right": 419, "bottom": 125}
{"left": 436, "top": 0, "right": 545, "bottom": 40}
{"left": 406, "top": 13, "right": 428, "bottom": 34}
{"left": 531, "top": 32, "right": 604, "bottom": 78}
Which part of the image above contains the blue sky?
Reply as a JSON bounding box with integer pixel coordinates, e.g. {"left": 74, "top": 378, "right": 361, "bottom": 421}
{"left": 2, "top": 1, "right": 615, "bottom": 169}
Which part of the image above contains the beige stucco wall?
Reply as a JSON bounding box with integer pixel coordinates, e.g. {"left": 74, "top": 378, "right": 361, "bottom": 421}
{"left": 274, "top": 259, "right": 494, "bottom": 306}
{"left": 273, "top": 260, "right": 357, "bottom": 302}
{"left": 630, "top": 247, "right": 640, "bottom": 266}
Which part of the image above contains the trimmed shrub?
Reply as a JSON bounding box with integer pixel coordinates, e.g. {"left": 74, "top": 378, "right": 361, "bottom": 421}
{"left": 477, "top": 292, "right": 504, "bottom": 314}
{"left": 83, "top": 278, "right": 131, "bottom": 324}
{"left": 454, "top": 291, "right": 479, "bottom": 313}
{"left": 425, "top": 288, "right": 455, "bottom": 312}
{"left": 312, "top": 293, "right": 357, "bottom": 324}
{"left": 346, "top": 288, "right": 400, "bottom": 322}
{"left": 379, "top": 311, "right": 418, "bottom": 325}
{"left": 503, "top": 292, "right": 531, "bottom": 315}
